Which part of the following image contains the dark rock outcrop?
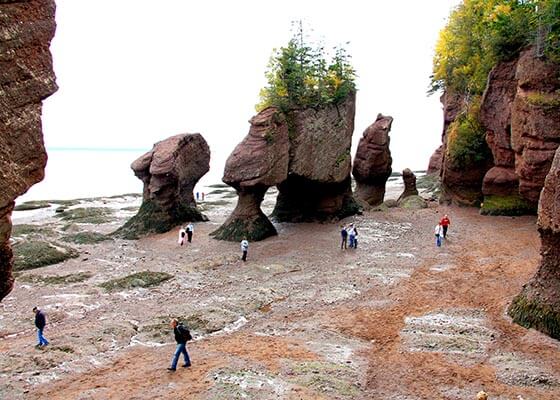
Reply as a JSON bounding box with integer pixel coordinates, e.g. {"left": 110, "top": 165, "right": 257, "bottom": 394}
{"left": 397, "top": 168, "right": 418, "bottom": 203}
{"left": 0, "top": 0, "right": 57, "bottom": 301}
{"left": 211, "top": 108, "right": 289, "bottom": 241}
{"left": 509, "top": 146, "right": 560, "bottom": 339}
{"left": 427, "top": 146, "right": 443, "bottom": 175}
{"left": 352, "top": 114, "right": 393, "bottom": 206}
{"left": 115, "top": 134, "right": 210, "bottom": 239}
{"left": 272, "top": 92, "right": 360, "bottom": 222}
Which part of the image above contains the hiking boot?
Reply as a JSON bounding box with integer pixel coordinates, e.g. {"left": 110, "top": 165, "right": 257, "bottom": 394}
{"left": 182, "top": 363, "right": 191, "bottom": 368}
{"left": 167, "top": 367, "right": 176, "bottom": 372}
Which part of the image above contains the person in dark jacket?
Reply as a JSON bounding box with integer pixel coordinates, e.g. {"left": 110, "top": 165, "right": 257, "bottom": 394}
{"left": 33, "top": 306, "right": 49, "bottom": 347}
{"left": 167, "top": 318, "right": 191, "bottom": 371}
{"left": 340, "top": 225, "right": 348, "bottom": 249}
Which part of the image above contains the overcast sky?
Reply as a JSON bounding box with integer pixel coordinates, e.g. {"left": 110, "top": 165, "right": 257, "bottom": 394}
{"left": 43, "top": 0, "right": 460, "bottom": 174}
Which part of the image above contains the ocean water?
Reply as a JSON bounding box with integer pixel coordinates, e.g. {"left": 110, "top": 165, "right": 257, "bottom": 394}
{"left": 17, "top": 148, "right": 413, "bottom": 203}
{"left": 17, "top": 148, "right": 223, "bottom": 203}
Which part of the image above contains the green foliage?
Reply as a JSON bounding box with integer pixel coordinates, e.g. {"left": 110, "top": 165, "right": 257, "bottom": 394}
{"left": 446, "top": 99, "right": 492, "bottom": 168}
{"left": 430, "top": 0, "right": 560, "bottom": 95}
{"left": 526, "top": 90, "right": 560, "bottom": 108}
{"left": 256, "top": 22, "right": 356, "bottom": 112}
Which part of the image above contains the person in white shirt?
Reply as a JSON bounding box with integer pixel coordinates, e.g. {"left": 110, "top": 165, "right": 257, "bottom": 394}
{"left": 178, "top": 227, "right": 186, "bottom": 246}
{"left": 434, "top": 223, "right": 443, "bottom": 247}
{"left": 186, "top": 222, "right": 194, "bottom": 243}
{"left": 240, "top": 238, "right": 249, "bottom": 262}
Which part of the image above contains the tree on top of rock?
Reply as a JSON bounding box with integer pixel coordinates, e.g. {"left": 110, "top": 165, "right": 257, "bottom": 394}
{"left": 256, "top": 21, "right": 356, "bottom": 112}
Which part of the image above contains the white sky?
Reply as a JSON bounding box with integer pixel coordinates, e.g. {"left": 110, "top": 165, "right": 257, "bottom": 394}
{"left": 43, "top": 0, "right": 460, "bottom": 174}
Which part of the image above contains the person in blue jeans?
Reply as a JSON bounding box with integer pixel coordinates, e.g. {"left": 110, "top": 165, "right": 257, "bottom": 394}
{"left": 434, "top": 223, "right": 443, "bottom": 247}
{"left": 33, "top": 306, "right": 49, "bottom": 347}
{"left": 168, "top": 318, "right": 191, "bottom": 371}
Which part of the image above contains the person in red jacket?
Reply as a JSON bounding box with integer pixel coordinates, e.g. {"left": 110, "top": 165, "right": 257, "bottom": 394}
{"left": 440, "top": 214, "right": 451, "bottom": 239}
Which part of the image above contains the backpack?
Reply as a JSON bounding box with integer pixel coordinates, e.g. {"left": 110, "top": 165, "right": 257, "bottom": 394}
{"left": 178, "top": 324, "right": 192, "bottom": 341}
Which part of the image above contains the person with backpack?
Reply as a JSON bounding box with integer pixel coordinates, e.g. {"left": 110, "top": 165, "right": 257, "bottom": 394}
{"left": 185, "top": 222, "right": 194, "bottom": 243}
{"left": 340, "top": 225, "right": 348, "bottom": 249}
{"left": 167, "top": 318, "right": 191, "bottom": 371}
{"left": 33, "top": 306, "right": 49, "bottom": 347}
{"left": 240, "top": 238, "right": 249, "bottom": 262}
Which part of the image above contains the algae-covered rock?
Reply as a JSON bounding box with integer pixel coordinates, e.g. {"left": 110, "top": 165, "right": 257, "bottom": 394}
{"left": 398, "top": 195, "right": 427, "bottom": 210}
{"left": 480, "top": 195, "right": 536, "bottom": 216}
{"left": 99, "top": 271, "right": 173, "bottom": 292}
{"left": 13, "top": 241, "right": 79, "bottom": 271}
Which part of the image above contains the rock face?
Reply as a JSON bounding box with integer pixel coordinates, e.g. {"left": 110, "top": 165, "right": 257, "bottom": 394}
{"left": 479, "top": 48, "right": 559, "bottom": 214}
{"left": 115, "top": 134, "right": 210, "bottom": 239}
{"left": 211, "top": 108, "right": 289, "bottom": 241}
{"left": 509, "top": 146, "right": 560, "bottom": 339}
{"left": 0, "top": 0, "right": 57, "bottom": 301}
{"left": 272, "top": 92, "right": 360, "bottom": 222}
{"left": 427, "top": 146, "right": 443, "bottom": 175}
{"left": 352, "top": 114, "right": 393, "bottom": 206}
{"left": 397, "top": 169, "right": 418, "bottom": 203}
{"left": 511, "top": 48, "right": 560, "bottom": 205}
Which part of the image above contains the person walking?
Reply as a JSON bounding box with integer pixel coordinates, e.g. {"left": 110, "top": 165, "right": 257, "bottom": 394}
{"left": 33, "top": 306, "right": 49, "bottom": 347}
{"left": 178, "top": 227, "right": 186, "bottom": 246}
{"left": 440, "top": 214, "right": 451, "bottom": 239}
{"left": 340, "top": 225, "right": 348, "bottom": 249}
{"left": 186, "top": 222, "right": 194, "bottom": 243}
{"left": 167, "top": 318, "right": 191, "bottom": 371}
{"left": 348, "top": 223, "right": 356, "bottom": 249}
{"left": 240, "top": 238, "right": 249, "bottom": 262}
{"left": 434, "top": 223, "right": 443, "bottom": 247}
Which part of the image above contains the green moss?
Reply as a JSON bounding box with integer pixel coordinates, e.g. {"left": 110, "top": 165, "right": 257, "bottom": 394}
{"left": 509, "top": 293, "right": 560, "bottom": 340}
{"left": 14, "top": 201, "right": 51, "bottom": 211}
{"left": 211, "top": 214, "right": 277, "bottom": 242}
{"left": 113, "top": 199, "right": 207, "bottom": 240}
{"left": 99, "top": 271, "right": 173, "bottom": 292}
{"left": 480, "top": 195, "right": 537, "bottom": 216}
{"left": 19, "top": 272, "right": 93, "bottom": 285}
{"left": 334, "top": 149, "right": 351, "bottom": 168}
{"left": 56, "top": 207, "right": 114, "bottom": 224}
{"left": 13, "top": 241, "right": 79, "bottom": 271}
{"left": 62, "top": 232, "right": 112, "bottom": 244}
{"left": 11, "top": 224, "right": 53, "bottom": 237}
{"left": 526, "top": 91, "right": 560, "bottom": 108}
{"left": 417, "top": 174, "right": 441, "bottom": 193}
{"left": 398, "top": 195, "right": 427, "bottom": 209}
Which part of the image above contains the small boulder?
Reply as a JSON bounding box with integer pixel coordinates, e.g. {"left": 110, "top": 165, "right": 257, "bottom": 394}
{"left": 398, "top": 195, "right": 427, "bottom": 210}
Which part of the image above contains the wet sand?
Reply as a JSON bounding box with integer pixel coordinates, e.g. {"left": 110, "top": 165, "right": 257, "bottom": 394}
{"left": 1, "top": 188, "right": 559, "bottom": 399}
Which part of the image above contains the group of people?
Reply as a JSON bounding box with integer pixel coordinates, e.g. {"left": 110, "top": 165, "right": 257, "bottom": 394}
{"left": 340, "top": 223, "right": 358, "bottom": 249}
{"left": 434, "top": 214, "right": 451, "bottom": 247}
{"left": 195, "top": 192, "right": 205, "bottom": 201}
{"left": 178, "top": 223, "right": 250, "bottom": 262}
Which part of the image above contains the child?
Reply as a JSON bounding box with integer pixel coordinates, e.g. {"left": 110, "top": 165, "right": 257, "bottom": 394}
{"left": 178, "top": 227, "right": 186, "bottom": 246}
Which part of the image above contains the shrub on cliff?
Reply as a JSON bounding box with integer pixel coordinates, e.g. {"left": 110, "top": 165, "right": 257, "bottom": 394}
{"left": 446, "top": 99, "right": 491, "bottom": 169}
{"left": 430, "top": 0, "right": 559, "bottom": 96}
{"left": 256, "top": 23, "right": 356, "bottom": 112}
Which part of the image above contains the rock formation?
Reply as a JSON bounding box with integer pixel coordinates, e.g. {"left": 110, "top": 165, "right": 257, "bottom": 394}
{"left": 272, "top": 92, "right": 360, "bottom": 222}
{"left": 509, "top": 146, "right": 560, "bottom": 339}
{"left": 215, "top": 93, "right": 360, "bottom": 240}
{"left": 479, "top": 48, "right": 559, "bottom": 215}
{"left": 427, "top": 146, "right": 443, "bottom": 175}
{"left": 397, "top": 169, "right": 418, "bottom": 203}
{"left": 115, "top": 134, "right": 210, "bottom": 239}
{"left": 211, "top": 108, "right": 289, "bottom": 241}
{"left": 352, "top": 114, "right": 393, "bottom": 206}
{"left": 0, "top": 0, "right": 57, "bottom": 301}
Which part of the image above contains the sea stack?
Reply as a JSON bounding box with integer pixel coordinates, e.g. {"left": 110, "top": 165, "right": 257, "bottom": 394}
{"left": 115, "top": 133, "right": 210, "bottom": 239}
{"left": 352, "top": 114, "right": 393, "bottom": 206}
{"left": 211, "top": 108, "right": 289, "bottom": 241}
{"left": 0, "top": 0, "right": 58, "bottom": 301}
{"left": 272, "top": 92, "right": 359, "bottom": 222}
{"left": 509, "top": 146, "right": 560, "bottom": 339}
{"left": 397, "top": 168, "right": 419, "bottom": 203}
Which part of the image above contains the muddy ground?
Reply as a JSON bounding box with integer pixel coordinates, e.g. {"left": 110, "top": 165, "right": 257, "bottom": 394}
{"left": 1, "top": 186, "right": 559, "bottom": 399}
